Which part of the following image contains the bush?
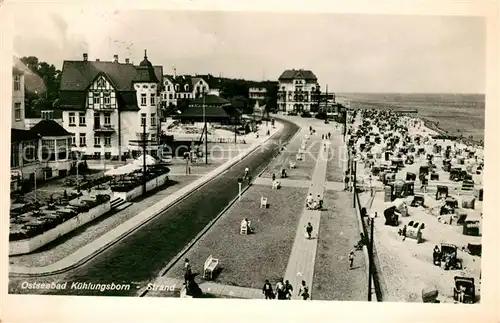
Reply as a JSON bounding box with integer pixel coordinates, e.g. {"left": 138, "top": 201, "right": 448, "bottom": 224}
{"left": 315, "top": 111, "right": 327, "bottom": 120}
{"left": 300, "top": 111, "right": 312, "bottom": 118}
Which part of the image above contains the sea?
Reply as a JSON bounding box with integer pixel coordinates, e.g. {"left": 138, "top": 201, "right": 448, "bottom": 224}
{"left": 336, "top": 93, "right": 485, "bottom": 143}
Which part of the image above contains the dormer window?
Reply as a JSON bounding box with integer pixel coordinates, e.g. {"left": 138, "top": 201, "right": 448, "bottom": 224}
{"left": 142, "top": 85, "right": 148, "bottom": 89}
{"left": 167, "top": 85, "right": 171, "bottom": 91}
{"left": 184, "top": 84, "right": 189, "bottom": 91}
{"left": 175, "top": 84, "right": 179, "bottom": 91}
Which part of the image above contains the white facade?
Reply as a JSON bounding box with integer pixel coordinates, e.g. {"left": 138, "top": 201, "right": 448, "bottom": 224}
{"left": 277, "top": 75, "right": 319, "bottom": 113}
{"left": 249, "top": 87, "right": 267, "bottom": 100}
{"left": 12, "top": 70, "right": 25, "bottom": 130}
{"left": 160, "top": 76, "right": 211, "bottom": 107}
{"left": 62, "top": 74, "right": 160, "bottom": 159}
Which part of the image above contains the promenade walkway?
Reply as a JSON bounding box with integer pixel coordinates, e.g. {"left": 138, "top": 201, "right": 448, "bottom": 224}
{"left": 284, "top": 134, "right": 330, "bottom": 300}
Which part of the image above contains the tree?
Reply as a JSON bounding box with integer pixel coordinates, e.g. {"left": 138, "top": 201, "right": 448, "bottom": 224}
{"left": 20, "top": 56, "right": 61, "bottom": 118}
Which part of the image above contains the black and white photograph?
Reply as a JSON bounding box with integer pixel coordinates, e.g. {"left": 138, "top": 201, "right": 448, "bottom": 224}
{"left": 1, "top": 1, "right": 498, "bottom": 322}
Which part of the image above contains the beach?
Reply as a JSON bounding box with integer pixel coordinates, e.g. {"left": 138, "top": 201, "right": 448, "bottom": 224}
{"left": 336, "top": 93, "right": 485, "bottom": 144}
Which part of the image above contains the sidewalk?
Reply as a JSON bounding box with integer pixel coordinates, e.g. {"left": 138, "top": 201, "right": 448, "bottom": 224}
{"left": 9, "top": 122, "right": 284, "bottom": 276}
{"left": 284, "top": 136, "right": 330, "bottom": 300}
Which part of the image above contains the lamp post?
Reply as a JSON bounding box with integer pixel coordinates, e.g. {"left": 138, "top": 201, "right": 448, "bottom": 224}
{"left": 237, "top": 177, "right": 243, "bottom": 201}
{"left": 203, "top": 91, "right": 208, "bottom": 165}
{"left": 368, "top": 212, "right": 376, "bottom": 301}
{"left": 141, "top": 122, "right": 148, "bottom": 195}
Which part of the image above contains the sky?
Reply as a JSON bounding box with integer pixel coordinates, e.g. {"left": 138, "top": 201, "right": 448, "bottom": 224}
{"left": 12, "top": 8, "right": 486, "bottom": 93}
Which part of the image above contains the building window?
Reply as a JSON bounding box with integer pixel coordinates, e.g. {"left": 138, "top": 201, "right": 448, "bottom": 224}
{"left": 151, "top": 113, "right": 156, "bottom": 126}
{"left": 104, "top": 93, "right": 111, "bottom": 105}
{"left": 151, "top": 134, "right": 156, "bottom": 142}
{"left": 94, "top": 136, "right": 101, "bottom": 147}
{"left": 104, "top": 135, "right": 111, "bottom": 147}
{"left": 14, "top": 103, "right": 22, "bottom": 121}
{"left": 79, "top": 112, "right": 86, "bottom": 125}
{"left": 151, "top": 93, "right": 156, "bottom": 106}
{"left": 141, "top": 93, "right": 147, "bottom": 106}
{"left": 79, "top": 133, "right": 86, "bottom": 146}
{"left": 41, "top": 110, "right": 53, "bottom": 120}
{"left": 71, "top": 133, "right": 76, "bottom": 145}
{"left": 69, "top": 112, "right": 76, "bottom": 125}
{"left": 104, "top": 152, "right": 111, "bottom": 159}
{"left": 13, "top": 75, "right": 21, "bottom": 91}
{"left": 94, "top": 93, "right": 100, "bottom": 104}
{"left": 169, "top": 94, "right": 173, "bottom": 99}
{"left": 175, "top": 84, "right": 179, "bottom": 91}
{"left": 141, "top": 113, "right": 146, "bottom": 127}
{"left": 104, "top": 113, "right": 111, "bottom": 125}
{"left": 97, "top": 78, "right": 105, "bottom": 88}
{"left": 94, "top": 152, "right": 101, "bottom": 159}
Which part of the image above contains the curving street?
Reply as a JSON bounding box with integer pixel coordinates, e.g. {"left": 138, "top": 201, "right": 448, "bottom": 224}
{"left": 9, "top": 118, "right": 300, "bottom": 297}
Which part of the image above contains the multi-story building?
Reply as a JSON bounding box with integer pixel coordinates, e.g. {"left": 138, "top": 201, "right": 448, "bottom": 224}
{"left": 161, "top": 75, "right": 210, "bottom": 107}
{"left": 12, "top": 58, "right": 26, "bottom": 130}
{"left": 277, "top": 69, "right": 319, "bottom": 112}
{"left": 58, "top": 52, "right": 163, "bottom": 160}
{"left": 10, "top": 58, "right": 73, "bottom": 192}
{"left": 248, "top": 86, "right": 267, "bottom": 101}
{"left": 160, "top": 74, "right": 224, "bottom": 108}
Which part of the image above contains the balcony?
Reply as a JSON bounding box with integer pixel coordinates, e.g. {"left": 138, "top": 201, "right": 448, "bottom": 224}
{"left": 93, "top": 124, "right": 115, "bottom": 133}
{"left": 94, "top": 104, "right": 115, "bottom": 112}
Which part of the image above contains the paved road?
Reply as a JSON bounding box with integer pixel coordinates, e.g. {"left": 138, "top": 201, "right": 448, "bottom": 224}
{"left": 8, "top": 119, "right": 299, "bottom": 297}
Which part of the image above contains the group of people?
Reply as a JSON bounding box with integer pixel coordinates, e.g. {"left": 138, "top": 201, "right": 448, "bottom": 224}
{"left": 305, "top": 193, "right": 323, "bottom": 210}
{"left": 262, "top": 279, "right": 310, "bottom": 300}
{"left": 321, "top": 132, "right": 332, "bottom": 140}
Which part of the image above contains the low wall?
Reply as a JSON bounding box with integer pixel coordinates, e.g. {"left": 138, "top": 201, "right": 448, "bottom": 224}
{"left": 112, "top": 173, "right": 169, "bottom": 202}
{"left": 10, "top": 201, "right": 111, "bottom": 256}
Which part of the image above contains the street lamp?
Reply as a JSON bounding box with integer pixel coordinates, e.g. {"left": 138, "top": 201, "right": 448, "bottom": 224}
{"left": 237, "top": 177, "right": 243, "bottom": 201}
{"left": 368, "top": 212, "right": 376, "bottom": 301}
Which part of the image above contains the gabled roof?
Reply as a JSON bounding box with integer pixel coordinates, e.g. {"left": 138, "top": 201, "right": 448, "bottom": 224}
{"left": 29, "top": 119, "right": 71, "bottom": 137}
{"left": 60, "top": 60, "right": 162, "bottom": 91}
{"left": 11, "top": 128, "right": 40, "bottom": 143}
{"left": 59, "top": 58, "right": 163, "bottom": 112}
{"left": 278, "top": 69, "right": 317, "bottom": 81}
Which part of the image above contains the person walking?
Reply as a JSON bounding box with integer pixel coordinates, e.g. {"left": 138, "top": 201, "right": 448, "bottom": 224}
{"left": 321, "top": 134, "right": 324, "bottom": 140}
{"left": 317, "top": 194, "right": 323, "bottom": 210}
{"left": 275, "top": 278, "right": 286, "bottom": 299}
{"left": 306, "top": 222, "right": 313, "bottom": 239}
{"left": 284, "top": 280, "right": 293, "bottom": 299}
{"left": 349, "top": 251, "right": 355, "bottom": 269}
{"left": 297, "top": 280, "right": 307, "bottom": 297}
{"left": 244, "top": 167, "right": 250, "bottom": 178}
{"left": 262, "top": 279, "right": 274, "bottom": 300}
{"left": 183, "top": 258, "right": 192, "bottom": 285}
{"left": 272, "top": 173, "right": 276, "bottom": 181}
{"left": 402, "top": 225, "right": 407, "bottom": 242}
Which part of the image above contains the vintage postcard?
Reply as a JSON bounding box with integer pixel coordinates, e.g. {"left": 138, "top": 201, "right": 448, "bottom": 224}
{"left": 1, "top": 0, "right": 498, "bottom": 322}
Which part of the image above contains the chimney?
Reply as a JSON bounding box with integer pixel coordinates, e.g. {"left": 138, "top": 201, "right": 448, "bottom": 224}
{"left": 96, "top": 58, "right": 100, "bottom": 62}
{"left": 113, "top": 54, "right": 118, "bottom": 63}
{"left": 125, "top": 58, "right": 130, "bottom": 64}
{"left": 83, "top": 53, "right": 88, "bottom": 61}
